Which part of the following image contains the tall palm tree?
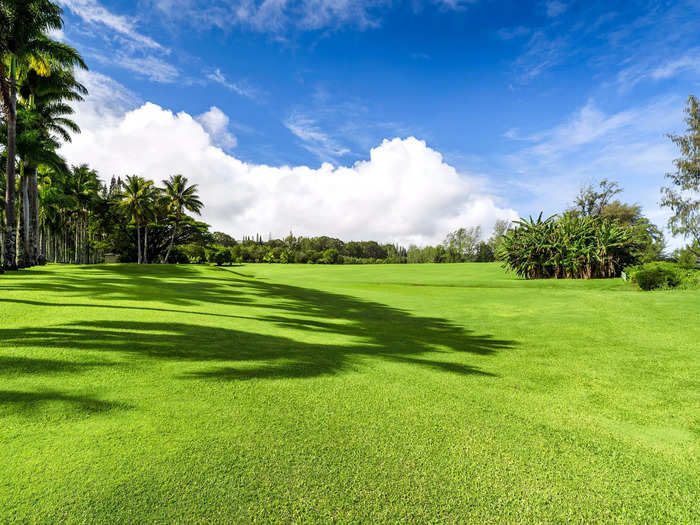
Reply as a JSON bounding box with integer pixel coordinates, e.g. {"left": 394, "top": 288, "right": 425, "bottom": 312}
{"left": 11, "top": 104, "right": 68, "bottom": 265}
{"left": 20, "top": 67, "right": 86, "bottom": 265}
{"left": 0, "top": 0, "right": 86, "bottom": 269}
{"left": 162, "top": 175, "right": 202, "bottom": 264}
{"left": 119, "top": 175, "right": 157, "bottom": 264}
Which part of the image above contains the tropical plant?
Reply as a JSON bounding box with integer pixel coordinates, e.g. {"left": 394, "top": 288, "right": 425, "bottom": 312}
{"left": 118, "top": 175, "right": 159, "bottom": 264}
{"left": 162, "top": 174, "right": 202, "bottom": 264}
{"left": 0, "top": 0, "right": 86, "bottom": 269}
{"left": 497, "top": 213, "right": 638, "bottom": 279}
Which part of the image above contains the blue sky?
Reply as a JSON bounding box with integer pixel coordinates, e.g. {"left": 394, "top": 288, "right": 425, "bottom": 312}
{"left": 56, "top": 0, "right": 700, "bottom": 246}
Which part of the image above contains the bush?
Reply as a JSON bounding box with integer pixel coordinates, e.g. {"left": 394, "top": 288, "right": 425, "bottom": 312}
{"left": 624, "top": 262, "right": 700, "bottom": 290}
{"left": 210, "top": 249, "right": 232, "bottom": 266}
{"left": 633, "top": 263, "right": 682, "bottom": 290}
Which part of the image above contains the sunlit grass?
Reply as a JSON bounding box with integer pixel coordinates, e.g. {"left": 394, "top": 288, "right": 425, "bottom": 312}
{"left": 1, "top": 263, "right": 698, "bottom": 522}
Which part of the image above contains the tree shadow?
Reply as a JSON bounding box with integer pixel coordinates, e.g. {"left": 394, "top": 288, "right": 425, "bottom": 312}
{"left": 0, "top": 265, "right": 516, "bottom": 383}
{"left": 0, "top": 390, "right": 131, "bottom": 418}
{"left": 0, "top": 356, "right": 114, "bottom": 376}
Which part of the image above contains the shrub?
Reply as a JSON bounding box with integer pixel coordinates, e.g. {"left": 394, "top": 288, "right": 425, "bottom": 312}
{"left": 211, "top": 249, "right": 232, "bottom": 266}
{"left": 498, "top": 213, "right": 637, "bottom": 279}
{"left": 633, "top": 263, "right": 682, "bottom": 290}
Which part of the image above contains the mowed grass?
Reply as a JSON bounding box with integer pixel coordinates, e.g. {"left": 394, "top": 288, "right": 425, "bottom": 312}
{"left": 0, "top": 263, "right": 698, "bottom": 523}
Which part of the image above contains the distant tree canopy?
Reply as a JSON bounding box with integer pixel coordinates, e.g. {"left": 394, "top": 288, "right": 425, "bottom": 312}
{"left": 195, "top": 225, "right": 512, "bottom": 266}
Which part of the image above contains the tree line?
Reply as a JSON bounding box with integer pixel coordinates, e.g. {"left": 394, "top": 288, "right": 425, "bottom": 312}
{"left": 190, "top": 225, "right": 507, "bottom": 266}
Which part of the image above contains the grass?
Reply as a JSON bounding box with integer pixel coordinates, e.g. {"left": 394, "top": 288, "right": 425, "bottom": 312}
{"left": 0, "top": 262, "right": 698, "bottom": 523}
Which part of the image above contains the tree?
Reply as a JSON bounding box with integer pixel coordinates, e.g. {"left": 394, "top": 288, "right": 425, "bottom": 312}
{"left": 0, "top": 0, "right": 86, "bottom": 269}
{"left": 119, "top": 175, "right": 157, "bottom": 264}
{"left": 488, "top": 218, "right": 512, "bottom": 254}
{"left": 20, "top": 67, "right": 86, "bottom": 265}
{"left": 601, "top": 201, "right": 665, "bottom": 262}
{"left": 661, "top": 95, "right": 700, "bottom": 254}
{"left": 162, "top": 174, "right": 202, "bottom": 264}
{"left": 572, "top": 179, "right": 622, "bottom": 217}
{"left": 443, "top": 226, "right": 481, "bottom": 262}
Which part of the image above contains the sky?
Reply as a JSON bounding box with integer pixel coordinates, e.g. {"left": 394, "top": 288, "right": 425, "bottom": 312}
{"left": 54, "top": 0, "right": 700, "bottom": 247}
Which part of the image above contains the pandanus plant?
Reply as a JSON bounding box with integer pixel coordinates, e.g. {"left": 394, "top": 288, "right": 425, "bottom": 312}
{"left": 497, "top": 212, "right": 637, "bottom": 279}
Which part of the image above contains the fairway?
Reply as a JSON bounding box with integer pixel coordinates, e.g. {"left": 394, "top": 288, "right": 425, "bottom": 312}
{"left": 1, "top": 263, "right": 698, "bottom": 522}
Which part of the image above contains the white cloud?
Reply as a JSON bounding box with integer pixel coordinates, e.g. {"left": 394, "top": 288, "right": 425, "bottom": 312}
{"left": 512, "top": 31, "right": 568, "bottom": 82}
{"left": 58, "top": 0, "right": 164, "bottom": 50}
{"left": 651, "top": 49, "right": 700, "bottom": 80}
{"left": 206, "top": 69, "right": 258, "bottom": 99}
{"left": 155, "top": 0, "right": 475, "bottom": 34}
{"left": 60, "top": 81, "right": 516, "bottom": 246}
{"left": 196, "top": 107, "right": 238, "bottom": 149}
{"left": 117, "top": 55, "right": 179, "bottom": 83}
{"left": 616, "top": 48, "right": 700, "bottom": 89}
{"left": 284, "top": 112, "right": 351, "bottom": 161}
{"left": 48, "top": 27, "right": 66, "bottom": 41}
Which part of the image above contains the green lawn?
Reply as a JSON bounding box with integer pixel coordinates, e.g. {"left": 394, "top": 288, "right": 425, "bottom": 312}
{"left": 1, "top": 263, "right": 698, "bottom": 523}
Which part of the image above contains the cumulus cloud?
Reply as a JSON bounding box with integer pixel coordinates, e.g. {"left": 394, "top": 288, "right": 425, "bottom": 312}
{"left": 196, "top": 107, "right": 238, "bottom": 149}
{"left": 60, "top": 73, "right": 516, "bottom": 246}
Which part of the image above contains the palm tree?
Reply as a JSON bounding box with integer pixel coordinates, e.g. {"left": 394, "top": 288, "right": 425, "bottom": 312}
{"left": 20, "top": 67, "right": 86, "bottom": 265}
{"left": 11, "top": 104, "right": 68, "bottom": 265}
{"left": 63, "top": 165, "right": 99, "bottom": 264}
{"left": 0, "top": 0, "right": 86, "bottom": 269}
{"left": 119, "top": 175, "right": 157, "bottom": 264}
{"left": 162, "top": 175, "right": 202, "bottom": 264}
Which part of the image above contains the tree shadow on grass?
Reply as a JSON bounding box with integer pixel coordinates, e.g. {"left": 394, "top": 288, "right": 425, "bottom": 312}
{"left": 0, "top": 265, "right": 515, "bottom": 382}
{"left": 0, "top": 390, "right": 131, "bottom": 418}
{"left": 0, "top": 264, "right": 256, "bottom": 308}
{"left": 0, "top": 356, "right": 115, "bottom": 376}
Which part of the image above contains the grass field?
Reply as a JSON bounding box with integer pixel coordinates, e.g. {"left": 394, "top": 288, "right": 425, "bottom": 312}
{"left": 1, "top": 263, "right": 698, "bottom": 523}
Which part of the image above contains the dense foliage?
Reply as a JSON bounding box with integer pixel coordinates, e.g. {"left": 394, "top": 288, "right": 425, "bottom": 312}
{"left": 191, "top": 226, "right": 506, "bottom": 266}
{"left": 497, "top": 213, "right": 638, "bottom": 279}
{"left": 624, "top": 262, "right": 700, "bottom": 291}
{"left": 38, "top": 170, "right": 210, "bottom": 264}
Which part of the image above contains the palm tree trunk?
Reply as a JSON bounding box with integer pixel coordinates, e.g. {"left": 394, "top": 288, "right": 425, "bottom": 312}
{"left": 3, "top": 59, "right": 18, "bottom": 270}
{"left": 144, "top": 225, "right": 148, "bottom": 264}
{"left": 74, "top": 216, "right": 79, "bottom": 264}
{"left": 40, "top": 224, "right": 46, "bottom": 264}
{"left": 164, "top": 224, "right": 178, "bottom": 264}
{"left": 137, "top": 226, "right": 142, "bottom": 264}
{"left": 27, "top": 164, "right": 39, "bottom": 266}
{"left": 21, "top": 168, "right": 30, "bottom": 267}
